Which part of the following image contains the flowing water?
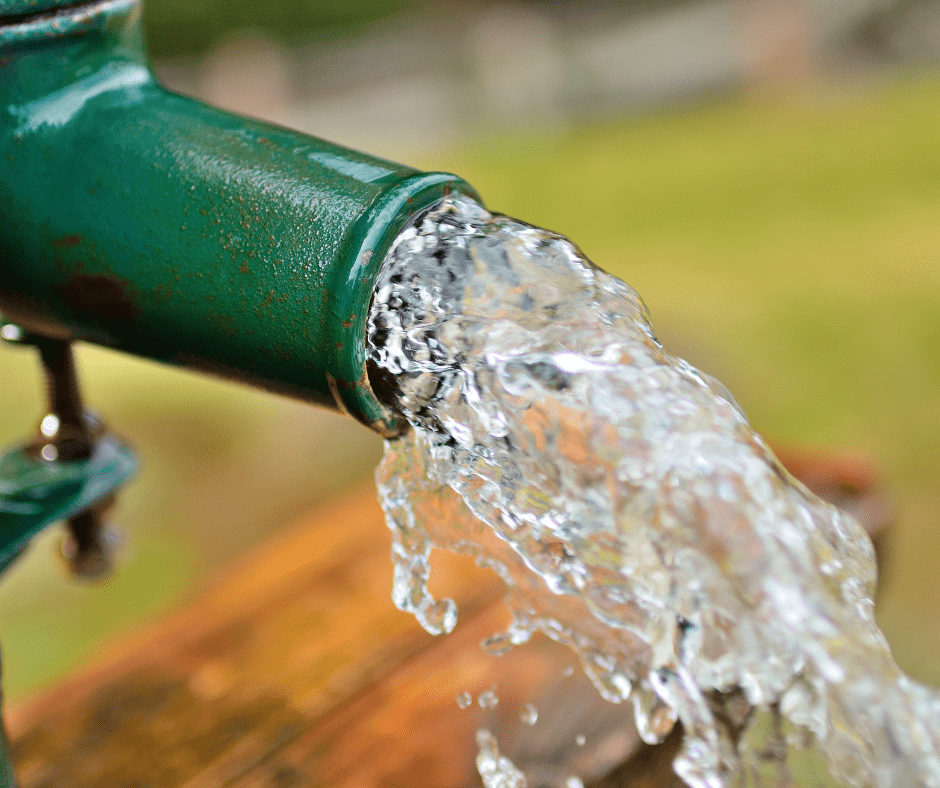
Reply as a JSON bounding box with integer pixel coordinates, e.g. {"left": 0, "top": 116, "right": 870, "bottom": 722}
{"left": 367, "top": 195, "right": 940, "bottom": 788}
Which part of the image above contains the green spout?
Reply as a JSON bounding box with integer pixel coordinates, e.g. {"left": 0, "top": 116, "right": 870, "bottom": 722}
{"left": 0, "top": 0, "right": 478, "bottom": 436}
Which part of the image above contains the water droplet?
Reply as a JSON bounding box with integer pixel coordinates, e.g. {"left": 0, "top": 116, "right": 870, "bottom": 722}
{"left": 565, "top": 778, "right": 584, "bottom": 788}
{"left": 562, "top": 666, "right": 575, "bottom": 678}
{"left": 519, "top": 703, "right": 538, "bottom": 725}
{"left": 456, "top": 692, "right": 472, "bottom": 709}
{"left": 478, "top": 688, "right": 499, "bottom": 710}
{"left": 481, "top": 631, "right": 515, "bottom": 656}
{"left": 575, "top": 734, "right": 586, "bottom": 747}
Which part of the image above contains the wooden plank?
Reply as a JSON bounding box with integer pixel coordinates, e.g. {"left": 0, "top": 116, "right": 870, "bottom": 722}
{"left": 226, "top": 600, "right": 642, "bottom": 788}
{"left": 7, "top": 486, "right": 507, "bottom": 788}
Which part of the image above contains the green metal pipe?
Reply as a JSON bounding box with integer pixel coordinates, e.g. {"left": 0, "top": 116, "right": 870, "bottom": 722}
{"left": 0, "top": 0, "right": 81, "bottom": 16}
{"left": 0, "top": 0, "right": 479, "bottom": 436}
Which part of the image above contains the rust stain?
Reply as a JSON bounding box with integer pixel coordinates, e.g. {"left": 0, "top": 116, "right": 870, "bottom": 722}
{"left": 152, "top": 284, "right": 172, "bottom": 302}
{"left": 55, "top": 272, "right": 141, "bottom": 326}
{"left": 331, "top": 377, "right": 357, "bottom": 391}
{"left": 239, "top": 262, "right": 251, "bottom": 275}
{"left": 50, "top": 234, "right": 81, "bottom": 250}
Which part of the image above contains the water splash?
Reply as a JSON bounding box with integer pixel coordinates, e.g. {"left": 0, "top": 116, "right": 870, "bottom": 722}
{"left": 477, "top": 729, "right": 528, "bottom": 788}
{"left": 368, "top": 195, "right": 940, "bottom": 787}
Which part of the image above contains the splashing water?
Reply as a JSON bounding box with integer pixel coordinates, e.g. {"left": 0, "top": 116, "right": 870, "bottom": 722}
{"left": 367, "top": 195, "right": 940, "bottom": 787}
{"left": 478, "top": 729, "right": 529, "bottom": 788}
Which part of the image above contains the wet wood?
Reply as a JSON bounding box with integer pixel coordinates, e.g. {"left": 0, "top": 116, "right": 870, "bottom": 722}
{"left": 7, "top": 447, "right": 890, "bottom": 788}
{"left": 8, "top": 486, "right": 505, "bottom": 787}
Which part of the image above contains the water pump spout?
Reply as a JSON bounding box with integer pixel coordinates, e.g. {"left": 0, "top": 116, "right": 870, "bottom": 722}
{"left": 0, "top": 0, "right": 478, "bottom": 436}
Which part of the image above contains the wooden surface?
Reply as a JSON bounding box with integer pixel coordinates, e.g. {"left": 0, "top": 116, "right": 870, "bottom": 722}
{"left": 6, "top": 450, "right": 890, "bottom": 788}
{"left": 6, "top": 486, "right": 643, "bottom": 788}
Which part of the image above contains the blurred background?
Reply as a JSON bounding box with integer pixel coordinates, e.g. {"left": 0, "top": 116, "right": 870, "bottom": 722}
{"left": 2, "top": 0, "right": 940, "bottom": 704}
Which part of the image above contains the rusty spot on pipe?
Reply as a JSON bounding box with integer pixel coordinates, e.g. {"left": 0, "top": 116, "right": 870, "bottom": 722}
{"left": 51, "top": 233, "right": 82, "bottom": 249}
{"left": 55, "top": 272, "right": 141, "bottom": 325}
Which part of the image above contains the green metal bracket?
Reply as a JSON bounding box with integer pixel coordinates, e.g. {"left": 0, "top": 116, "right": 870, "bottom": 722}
{"left": 0, "top": 432, "right": 136, "bottom": 573}
{"left": 0, "top": 319, "right": 138, "bottom": 577}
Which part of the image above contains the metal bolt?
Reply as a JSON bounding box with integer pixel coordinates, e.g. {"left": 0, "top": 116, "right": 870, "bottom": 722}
{"left": 27, "top": 337, "right": 116, "bottom": 579}
{"left": 60, "top": 499, "right": 118, "bottom": 580}
{"left": 34, "top": 339, "right": 93, "bottom": 461}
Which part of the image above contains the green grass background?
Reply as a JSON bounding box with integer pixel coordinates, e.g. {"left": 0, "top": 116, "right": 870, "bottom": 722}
{"left": 2, "top": 73, "right": 940, "bottom": 701}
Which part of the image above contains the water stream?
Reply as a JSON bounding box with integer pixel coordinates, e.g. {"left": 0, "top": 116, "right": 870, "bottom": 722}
{"left": 367, "top": 195, "right": 940, "bottom": 788}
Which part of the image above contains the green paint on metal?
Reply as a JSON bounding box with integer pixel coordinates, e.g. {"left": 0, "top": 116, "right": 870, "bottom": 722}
{"left": 0, "top": 0, "right": 82, "bottom": 17}
{"left": 0, "top": 0, "right": 480, "bottom": 436}
{"left": 0, "top": 434, "right": 137, "bottom": 573}
{"left": 0, "top": 0, "right": 483, "bottom": 781}
{"left": 0, "top": 0, "right": 136, "bottom": 42}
